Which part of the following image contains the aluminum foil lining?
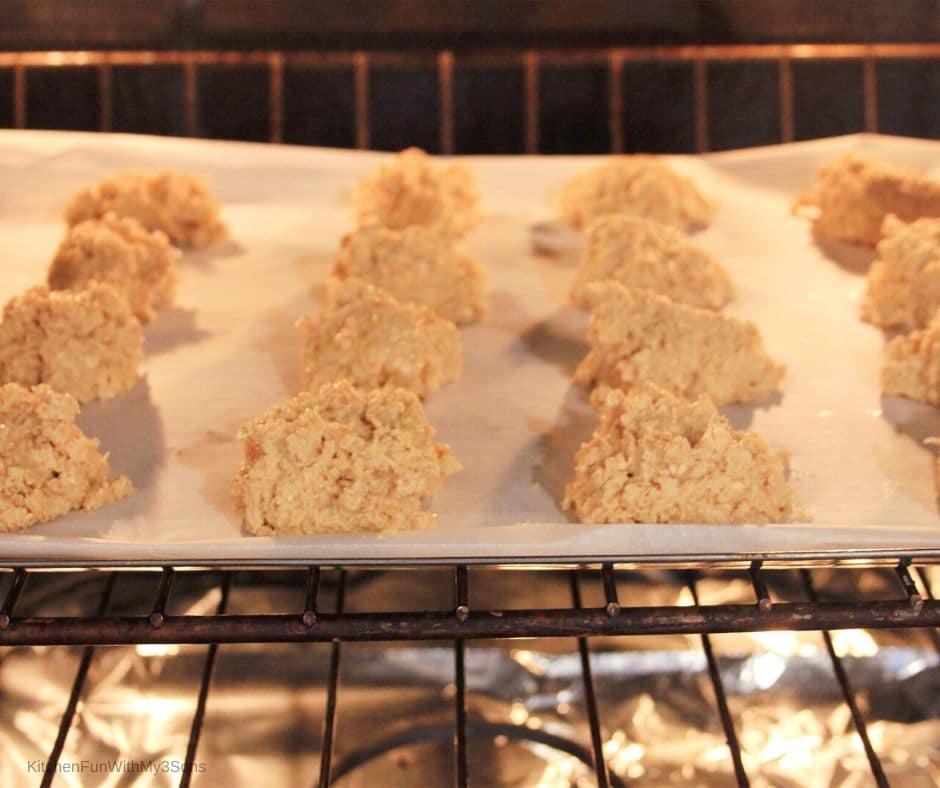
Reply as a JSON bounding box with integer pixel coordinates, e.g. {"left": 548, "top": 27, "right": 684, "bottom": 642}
{"left": 0, "top": 567, "right": 937, "bottom": 787}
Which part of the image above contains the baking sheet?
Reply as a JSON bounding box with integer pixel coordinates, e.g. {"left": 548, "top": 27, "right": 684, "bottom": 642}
{"left": 2, "top": 130, "right": 940, "bottom": 564}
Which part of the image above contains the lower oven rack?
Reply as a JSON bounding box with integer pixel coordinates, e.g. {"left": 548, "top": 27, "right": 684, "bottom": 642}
{"left": 1, "top": 557, "right": 937, "bottom": 788}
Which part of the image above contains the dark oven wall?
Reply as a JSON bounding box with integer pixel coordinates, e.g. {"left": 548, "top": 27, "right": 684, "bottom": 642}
{"left": 1, "top": 0, "right": 940, "bottom": 153}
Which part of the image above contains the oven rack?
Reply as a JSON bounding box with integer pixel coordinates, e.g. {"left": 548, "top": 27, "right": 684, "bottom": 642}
{"left": 1, "top": 557, "right": 938, "bottom": 788}
{"left": 3, "top": 42, "right": 940, "bottom": 155}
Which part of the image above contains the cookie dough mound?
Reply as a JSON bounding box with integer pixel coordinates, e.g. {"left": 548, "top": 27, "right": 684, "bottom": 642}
{"left": 882, "top": 312, "right": 940, "bottom": 404}
{"left": 65, "top": 170, "right": 227, "bottom": 248}
{"left": 563, "top": 383, "right": 793, "bottom": 524}
{"left": 571, "top": 214, "right": 733, "bottom": 309}
{"left": 795, "top": 154, "right": 940, "bottom": 247}
{"left": 48, "top": 213, "right": 180, "bottom": 323}
{"left": 233, "top": 381, "right": 460, "bottom": 535}
{"left": 299, "top": 279, "right": 461, "bottom": 398}
{"left": 0, "top": 383, "right": 133, "bottom": 531}
{"left": 0, "top": 284, "right": 143, "bottom": 403}
{"left": 574, "top": 282, "right": 784, "bottom": 405}
{"left": 560, "top": 156, "right": 713, "bottom": 232}
{"left": 353, "top": 147, "right": 479, "bottom": 239}
{"left": 332, "top": 225, "right": 487, "bottom": 325}
{"left": 862, "top": 215, "right": 940, "bottom": 330}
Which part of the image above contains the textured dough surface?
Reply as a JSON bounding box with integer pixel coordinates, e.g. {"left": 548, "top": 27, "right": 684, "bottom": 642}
{"left": 795, "top": 154, "right": 940, "bottom": 246}
{"left": 48, "top": 212, "right": 179, "bottom": 323}
{"left": 300, "top": 278, "right": 461, "bottom": 398}
{"left": 0, "top": 382, "right": 133, "bottom": 531}
{"left": 574, "top": 282, "right": 785, "bottom": 405}
{"left": 862, "top": 215, "right": 940, "bottom": 330}
{"left": 570, "top": 213, "right": 733, "bottom": 309}
{"left": 563, "top": 383, "right": 793, "bottom": 524}
{"left": 65, "top": 170, "right": 227, "bottom": 248}
{"left": 0, "top": 284, "right": 143, "bottom": 403}
{"left": 560, "top": 156, "right": 713, "bottom": 232}
{"left": 882, "top": 312, "right": 940, "bottom": 405}
{"left": 353, "top": 147, "right": 479, "bottom": 239}
{"left": 332, "top": 224, "right": 487, "bottom": 324}
{"left": 233, "top": 381, "right": 460, "bottom": 535}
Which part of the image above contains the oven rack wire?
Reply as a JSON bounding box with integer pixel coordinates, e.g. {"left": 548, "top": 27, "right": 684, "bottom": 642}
{"left": 1, "top": 558, "right": 938, "bottom": 788}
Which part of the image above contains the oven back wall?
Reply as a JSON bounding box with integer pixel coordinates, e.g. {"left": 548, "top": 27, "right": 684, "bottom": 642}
{"left": 1, "top": 1, "right": 939, "bottom": 154}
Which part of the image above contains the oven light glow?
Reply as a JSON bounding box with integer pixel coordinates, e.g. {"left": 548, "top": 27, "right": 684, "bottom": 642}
{"left": 41, "top": 51, "right": 93, "bottom": 67}
{"left": 603, "top": 729, "right": 626, "bottom": 758}
{"left": 760, "top": 732, "right": 822, "bottom": 764}
{"left": 510, "top": 648, "right": 548, "bottom": 675}
{"left": 128, "top": 696, "right": 187, "bottom": 723}
{"left": 620, "top": 742, "right": 645, "bottom": 762}
{"left": 778, "top": 741, "right": 818, "bottom": 770}
{"left": 135, "top": 643, "right": 181, "bottom": 657}
{"left": 828, "top": 702, "right": 852, "bottom": 734}
{"left": 535, "top": 751, "right": 589, "bottom": 788}
{"left": 746, "top": 652, "right": 787, "bottom": 690}
{"left": 897, "top": 655, "right": 934, "bottom": 681}
{"left": 605, "top": 733, "right": 645, "bottom": 773}
{"left": 858, "top": 721, "right": 885, "bottom": 752}
{"left": 509, "top": 701, "right": 528, "bottom": 725}
{"left": 702, "top": 743, "right": 730, "bottom": 763}
{"left": 830, "top": 629, "right": 878, "bottom": 658}
{"left": 745, "top": 630, "right": 817, "bottom": 657}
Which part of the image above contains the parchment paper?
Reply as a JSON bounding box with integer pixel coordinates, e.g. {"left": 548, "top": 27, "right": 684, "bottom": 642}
{"left": 2, "top": 130, "right": 940, "bottom": 564}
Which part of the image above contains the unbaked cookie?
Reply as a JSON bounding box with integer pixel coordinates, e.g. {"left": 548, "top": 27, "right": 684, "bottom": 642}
{"left": 862, "top": 215, "right": 940, "bottom": 330}
{"left": 0, "top": 284, "right": 143, "bottom": 403}
{"left": 233, "top": 380, "right": 459, "bottom": 534}
{"left": 570, "top": 213, "right": 733, "bottom": 310}
{"left": 560, "top": 156, "right": 713, "bottom": 232}
{"left": 882, "top": 311, "right": 940, "bottom": 405}
{"left": 299, "top": 278, "right": 461, "bottom": 398}
{"left": 795, "top": 154, "right": 940, "bottom": 247}
{"left": 563, "top": 382, "right": 793, "bottom": 524}
{"left": 332, "top": 224, "right": 487, "bottom": 325}
{"left": 353, "top": 147, "right": 479, "bottom": 239}
{"left": 66, "top": 170, "right": 227, "bottom": 248}
{"left": 574, "top": 282, "right": 784, "bottom": 405}
{"left": 48, "top": 212, "right": 179, "bottom": 323}
{"left": 0, "top": 382, "right": 133, "bottom": 531}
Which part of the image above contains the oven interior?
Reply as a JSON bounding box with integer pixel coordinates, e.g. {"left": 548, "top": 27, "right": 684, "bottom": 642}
{"left": 2, "top": 3, "right": 940, "bottom": 786}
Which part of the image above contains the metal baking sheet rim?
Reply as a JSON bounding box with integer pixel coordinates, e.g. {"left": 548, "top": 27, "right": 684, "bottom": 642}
{"left": 3, "top": 548, "right": 940, "bottom": 568}
{"left": 3, "top": 130, "right": 940, "bottom": 566}
{"left": 4, "top": 521, "right": 940, "bottom": 567}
